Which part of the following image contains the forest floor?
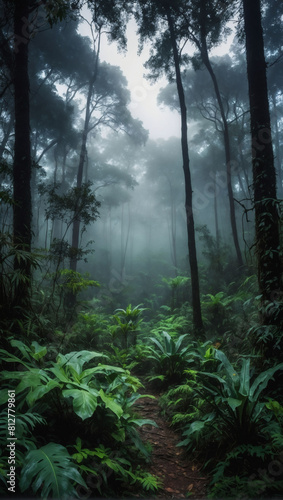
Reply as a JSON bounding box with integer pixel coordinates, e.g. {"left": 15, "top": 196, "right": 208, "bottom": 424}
{"left": 133, "top": 384, "right": 209, "bottom": 499}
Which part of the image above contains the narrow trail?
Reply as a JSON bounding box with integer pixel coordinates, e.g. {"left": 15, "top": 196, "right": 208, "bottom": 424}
{"left": 134, "top": 388, "right": 208, "bottom": 499}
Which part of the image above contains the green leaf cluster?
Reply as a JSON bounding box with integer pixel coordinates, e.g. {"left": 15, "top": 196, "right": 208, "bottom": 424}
{"left": 179, "top": 350, "right": 283, "bottom": 446}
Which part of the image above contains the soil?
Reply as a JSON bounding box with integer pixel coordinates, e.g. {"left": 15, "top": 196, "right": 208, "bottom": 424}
{"left": 134, "top": 387, "right": 209, "bottom": 499}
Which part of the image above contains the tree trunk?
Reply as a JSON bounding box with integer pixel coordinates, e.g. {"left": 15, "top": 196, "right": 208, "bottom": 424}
{"left": 13, "top": 0, "right": 32, "bottom": 304}
{"left": 120, "top": 202, "right": 131, "bottom": 275}
{"left": 169, "top": 182, "right": 178, "bottom": 272}
{"left": 198, "top": 0, "right": 243, "bottom": 267}
{"left": 70, "top": 43, "right": 100, "bottom": 272}
{"left": 213, "top": 173, "right": 220, "bottom": 252}
{"left": 166, "top": 9, "right": 204, "bottom": 334}
{"left": 243, "top": 0, "right": 282, "bottom": 317}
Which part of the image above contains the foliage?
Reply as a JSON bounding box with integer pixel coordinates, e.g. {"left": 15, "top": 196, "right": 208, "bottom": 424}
{"left": 157, "top": 342, "right": 283, "bottom": 497}
{"left": 31, "top": 267, "right": 100, "bottom": 330}
{"left": 146, "top": 331, "right": 193, "bottom": 384}
{"left": 3, "top": 1, "right": 283, "bottom": 498}
{"left": 59, "top": 269, "right": 100, "bottom": 295}
{"left": 0, "top": 233, "right": 41, "bottom": 341}
{"left": 162, "top": 275, "right": 191, "bottom": 310}
{"left": 0, "top": 339, "right": 160, "bottom": 497}
{"left": 208, "top": 441, "right": 283, "bottom": 498}
{"left": 71, "top": 439, "right": 161, "bottom": 496}
{"left": 19, "top": 442, "right": 86, "bottom": 498}
{"left": 42, "top": 181, "right": 100, "bottom": 231}
{"left": 110, "top": 304, "right": 146, "bottom": 349}
{"left": 248, "top": 321, "right": 283, "bottom": 362}
{"left": 70, "top": 311, "right": 110, "bottom": 350}
{"left": 149, "top": 311, "right": 192, "bottom": 338}
{"left": 179, "top": 350, "right": 283, "bottom": 447}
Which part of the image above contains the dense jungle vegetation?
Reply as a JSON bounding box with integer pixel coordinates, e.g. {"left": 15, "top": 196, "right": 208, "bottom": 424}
{"left": 0, "top": 0, "right": 283, "bottom": 498}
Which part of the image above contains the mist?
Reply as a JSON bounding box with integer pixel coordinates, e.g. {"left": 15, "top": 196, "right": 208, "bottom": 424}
{"left": 1, "top": 1, "right": 283, "bottom": 499}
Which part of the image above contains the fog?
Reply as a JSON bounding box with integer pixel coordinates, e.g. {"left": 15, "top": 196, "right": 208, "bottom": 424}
{"left": 1, "top": 2, "right": 281, "bottom": 314}
{"left": 28, "top": 15, "right": 256, "bottom": 306}
{"left": 1, "top": 3, "right": 283, "bottom": 498}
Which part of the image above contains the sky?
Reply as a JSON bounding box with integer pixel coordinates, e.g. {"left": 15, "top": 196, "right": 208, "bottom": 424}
{"left": 79, "top": 12, "right": 234, "bottom": 141}
{"left": 100, "top": 21, "right": 182, "bottom": 140}
{"left": 79, "top": 16, "right": 182, "bottom": 140}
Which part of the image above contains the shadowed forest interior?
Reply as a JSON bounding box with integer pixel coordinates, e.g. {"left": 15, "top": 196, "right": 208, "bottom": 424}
{"left": 1, "top": 0, "right": 283, "bottom": 498}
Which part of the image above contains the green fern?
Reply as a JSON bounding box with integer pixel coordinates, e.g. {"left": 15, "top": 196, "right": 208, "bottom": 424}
{"left": 167, "top": 383, "right": 193, "bottom": 396}
{"left": 171, "top": 412, "right": 192, "bottom": 426}
{"left": 226, "top": 444, "right": 270, "bottom": 461}
{"left": 19, "top": 442, "right": 86, "bottom": 498}
{"left": 134, "top": 469, "right": 162, "bottom": 491}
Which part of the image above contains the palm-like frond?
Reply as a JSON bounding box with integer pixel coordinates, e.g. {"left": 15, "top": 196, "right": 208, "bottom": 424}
{"left": 19, "top": 442, "right": 86, "bottom": 498}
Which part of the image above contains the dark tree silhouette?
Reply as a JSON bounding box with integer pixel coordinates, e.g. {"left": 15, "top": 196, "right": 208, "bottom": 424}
{"left": 243, "top": 0, "right": 282, "bottom": 321}
{"left": 166, "top": 6, "right": 203, "bottom": 332}
{"left": 13, "top": 0, "right": 32, "bottom": 304}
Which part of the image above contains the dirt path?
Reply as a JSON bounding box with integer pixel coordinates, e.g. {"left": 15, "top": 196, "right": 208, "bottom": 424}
{"left": 134, "top": 390, "right": 208, "bottom": 498}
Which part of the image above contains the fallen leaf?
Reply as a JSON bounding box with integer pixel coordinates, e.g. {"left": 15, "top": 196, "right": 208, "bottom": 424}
{"left": 187, "top": 484, "right": 194, "bottom": 491}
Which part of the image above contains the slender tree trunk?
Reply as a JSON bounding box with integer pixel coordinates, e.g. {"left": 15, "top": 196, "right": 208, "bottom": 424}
{"left": 70, "top": 40, "right": 100, "bottom": 272}
{"left": 170, "top": 184, "right": 178, "bottom": 272}
{"left": 69, "top": 99, "right": 91, "bottom": 272}
{"left": 198, "top": 1, "right": 243, "bottom": 266}
{"left": 243, "top": 0, "right": 282, "bottom": 315}
{"left": 166, "top": 178, "right": 178, "bottom": 272}
{"left": 166, "top": 9, "right": 204, "bottom": 334}
{"left": 213, "top": 173, "right": 220, "bottom": 252}
{"left": 13, "top": 0, "right": 32, "bottom": 304}
{"left": 121, "top": 202, "right": 131, "bottom": 275}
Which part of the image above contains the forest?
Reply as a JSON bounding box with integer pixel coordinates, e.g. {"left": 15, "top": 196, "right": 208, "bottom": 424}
{"left": 0, "top": 0, "right": 283, "bottom": 498}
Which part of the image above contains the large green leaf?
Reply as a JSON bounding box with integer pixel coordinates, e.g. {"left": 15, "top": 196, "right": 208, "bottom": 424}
{"left": 163, "top": 331, "right": 174, "bottom": 355}
{"left": 62, "top": 388, "right": 98, "bottom": 420}
{"left": 250, "top": 363, "right": 283, "bottom": 402}
{"left": 30, "top": 341, "right": 47, "bottom": 361}
{"left": 89, "top": 364, "right": 127, "bottom": 375}
{"left": 215, "top": 350, "right": 240, "bottom": 385}
{"left": 239, "top": 358, "right": 250, "bottom": 397}
{"left": 0, "top": 349, "right": 31, "bottom": 369}
{"left": 19, "top": 442, "right": 86, "bottom": 498}
{"left": 48, "top": 364, "right": 70, "bottom": 383}
{"left": 10, "top": 339, "right": 33, "bottom": 360}
{"left": 128, "top": 418, "right": 158, "bottom": 428}
{"left": 199, "top": 371, "right": 228, "bottom": 389}
{"left": 149, "top": 337, "right": 165, "bottom": 354}
{"left": 99, "top": 389, "right": 123, "bottom": 418}
{"left": 26, "top": 379, "right": 62, "bottom": 407}
{"left": 227, "top": 397, "right": 243, "bottom": 411}
{"left": 56, "top": 350, "right": 106, "bottom": 375}
{"left": 16, "top": 369, "right": 50, "bottom": 394}
{"left": 175, "top": 334, "right": 189, "bottom": 353}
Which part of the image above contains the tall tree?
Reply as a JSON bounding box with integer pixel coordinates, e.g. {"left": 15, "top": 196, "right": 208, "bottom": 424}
{"left": 69, "top": 26, "right": 101, "bottom": 273}
{"left": 136, "top": 0, "right": 204, "bottom": 332}
{"left": 12, "top": 0, "right": 33, "bottom": 304}
{"left": 242, "top": 0, "right": 282, "bottom": 322}
{"left": 2, "top": 0, "right": 79, "bottom": 315}
{"left": 166, "top": 6, "right": 203, "bottom": 330}
{"left": 171, "top": 0, "right": 243, "bottom": 266}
